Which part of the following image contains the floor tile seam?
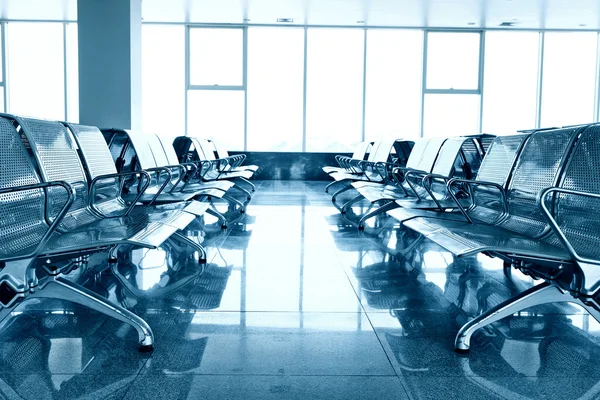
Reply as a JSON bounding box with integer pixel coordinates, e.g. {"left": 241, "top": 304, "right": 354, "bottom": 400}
{"left": 173, "top": 310, "right": 371, "bottom": 314}
{"left": 135, "top": 372, "right": 401, "bottom": 377}
{"left": 118, "top": 374, "right": 139, "bottom": 400}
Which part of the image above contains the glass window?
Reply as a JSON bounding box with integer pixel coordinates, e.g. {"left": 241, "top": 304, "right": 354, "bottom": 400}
{"left": 423, "top": 94, "right": 480, "bottom": 137}
{"left": 66, "top": 23, "right": 79, "bottom": 123}
{"left": 365, "top": 30, "right": 423, "bottom": 141}
{"left": 189, "top": 28, "right": 243, "bottom": 86}
{"left": 306, "top": 29, "right": 364, "bottom": 152}
{"left": 426, "top": 32, "right": 480, "bottom": 90}
{"left": 247, "top": 28, "right": 304, "bottom": 151}
{"left": 541, "top": 32, "right": 598, "bottom": 127}
{"left": 142, "top": 25, "right": 185, "bottom": 137}
{"left": 7, "top": 22, "right": 65, "bottom": 120}
{"left": 187, "top": 90, "right": 245, "bottom": 151}
{"left": 482, "top": 32, "right": 539, "bottom": 134}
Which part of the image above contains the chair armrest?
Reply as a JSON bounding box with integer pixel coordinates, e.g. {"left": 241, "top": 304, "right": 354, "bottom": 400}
{"left": 538, "top": 187, "right": 600, "bottom": 268}
{"left": 0, "top": 181, "right": 75, "bottom": 268}
{"left": 420, "top": 173, "right": 453, "bottom": 209}
{"left": 145, "top": 167, "right": 172, "bottom": 205}
{"left": 446, "top": 178, "right": 507, "bottom": 224}
{"left": 89, "top": 171, "right": 151, "bottom": 218}
{"left": 403, "top": 169, "right": 433, "bottom": 200}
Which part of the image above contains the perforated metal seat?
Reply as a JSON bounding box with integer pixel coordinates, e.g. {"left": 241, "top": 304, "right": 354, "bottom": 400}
{"left": 210, "top": 139, "right": 259, "bottom": 173}
{"left": 172, "top": 135, "right": 256, "bottom": 199}
{"left": 0, "top": 114, "right": 163, "bottom": 351}
{"left": 399, "top": 124, "right": 600, "bottom": 353}
{"left": 66, "top": 123, "right": 204, "bottom": 230}
{"left": 345, "top": 136, "right": 491, "bottom": 229}
{"left": 322, "top": 141, "right": 371, "bottom": 175}
{"left": 403, "top": 126, "right": 581, "bottom": 257}
{"left": 193, "top": 138, "right": 254, "bottom": 180}
{"left": 154, "top": 134, "right": 235, "bottom": 196}
{"left": 388, "top": 133, "right": 530, "bottom": 224}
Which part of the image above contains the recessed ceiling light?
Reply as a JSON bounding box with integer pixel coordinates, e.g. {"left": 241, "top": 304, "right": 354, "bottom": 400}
{"left": 277, "top": 18, "right": 294, "bottom": 23}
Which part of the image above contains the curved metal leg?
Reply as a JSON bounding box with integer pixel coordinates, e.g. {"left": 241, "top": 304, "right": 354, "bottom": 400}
{"left": 223, "top": 193, "right": 246, "bottom": 214}
{"left": 358, "top": 201, "right": 399, "bottom": 231}
{"left": 239, "top": 177, "right": 256, "bottom": 192}
{"left": 172, "top": 231, "right": 207, "bottom": 264}
{"left": 332, "top": 184, "right": 356, "bottom": 210}
{"left": 455, "top": 281, "right": 565, "bottom": 353}
{"left": 30, "top": 277, "right": 155, "bottom": 352}
{"left": 341, "top": 194, "right": 365, "bottom": 214}
{"left": 325, "top": 181, "right": 339, "bottom": 193}
{"left": 231, "top": 183, "right": 252, "bottom": 201}
{"left": 206, "top": 207, "right": 228, "bottom": 229}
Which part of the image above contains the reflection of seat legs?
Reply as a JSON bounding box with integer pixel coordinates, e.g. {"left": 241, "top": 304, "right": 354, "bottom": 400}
{"left": 28, "top": 277, "right": 154, "bottom": 351}
{"left": 358, "top": 201, "right": 399, "bottom": 230}
{"left": 455, "top": 281, "right": 568, "bottom": 353}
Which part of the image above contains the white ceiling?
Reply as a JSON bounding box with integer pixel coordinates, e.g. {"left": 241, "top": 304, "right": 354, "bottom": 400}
{"left": 1, "top": 0, "right": 599, "bottom": 30}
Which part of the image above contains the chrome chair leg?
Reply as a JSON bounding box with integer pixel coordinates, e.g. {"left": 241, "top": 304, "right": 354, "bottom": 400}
{"left": 239, "top": 177, "right": 256, "bottom": 192}
{"left": 223, "top": 193, "right": 246, "bottom": 214}
{"left": 332, "top": 184, "right": 355, "bottom": 209}
{"left": 172, "top": 231, "right": 207, "bottom": 264}
{"left": 29, "top": 277, "right": 155, "bottom": 352}
{"left": 206, "top": 207, "right": 228, "bottom": 229}
{"left": 325, "top": 181, "right": 339, "bottom": 193}
{"left": 231, "top": 183, "right": 252, "bottom": 201}
{"left": 358, "top": 201, "right": 399, "bottom": 231}
{"left": 455, "top": 281, "right": 565, "bottom": 353}
{"left": 340, "top": 194, "right": 365, "bottom": 214}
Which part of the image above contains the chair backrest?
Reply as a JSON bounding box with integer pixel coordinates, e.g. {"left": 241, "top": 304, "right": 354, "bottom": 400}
{"left": 123, "top": 130, "right": 159, "bottom": 170}
{"left": 550, "top": 124, "right": 600, "bottom": 263}
{"left": 157, "top": 135, "right": 183, "bottom": 166}
{"left": 476, "top": 134, "right": 529, "bottom": 185}
{"left": 194, "top": 138, "right": 216, "bottom": 161}
{"left": 0, "top": 116, "right": 48, "bottom": 257}
{"left": 146, "top": 134, "right": 171, "bottom": 167}
{"left": 465, "top": 134, "right": 530, "bottom": 224}
{"left": 351, "top": 141, "right": 371, "bottom": 160}
{"left": 211, "top": 140, "right": 229, "bottom": 160}
{"left": 67, "top": 123, "right": 125, "bottom": 212}
{"left": 404, "top": 139, "right": 431, "bottom": 170}
{"left": 365, "top": 141, "right": 382, "bottom": 162}
{"left": 14, "top": 116, "right": 97, "bottom": 232}
{"left": 371, "top": 140, "right": 395, "bottom": 163}
{"left": 499, "top": 126, "right": 581, "bottom": 238}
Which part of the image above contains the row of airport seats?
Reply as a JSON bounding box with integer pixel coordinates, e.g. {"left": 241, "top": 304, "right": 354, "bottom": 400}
{"left": 324, "top": 125, "right": 600, "bottom": 353}
{"left": 0, "top": 113, "right": 257, "bottom": 352}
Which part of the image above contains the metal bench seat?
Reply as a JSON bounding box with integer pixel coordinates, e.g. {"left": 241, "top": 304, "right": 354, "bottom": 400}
{"left": 402, "top": 126, "right": 580, "bottom": 256}
{"left": 0, "top": 115, "right": 170, "bottom": 352}
{"left": 328, "top": 141, "right": 391, "bottom": 182}
{"left": 322, "top": 141, "right": 371, "bottom": 175}
{"left": 193, "top": 137, "right": 255, "bottom": 182}
{"left": 173, "top": 136, "right": 255, "bottom": 199}
{"left": 329, "top": 140, "right": 399, "bottom": 202}
{"left": 400, "top": 124, "right": 600, "bottom": 353}
{"left": 65, "top": 123, "right": 207, "bottom": 230}
{"left": 344, "top": 136, "right": 490, "bottom": 229}
{"left": 210, "top": 139, "right": 259, "bottom": 173}
{"left": 154, "top": 134, "right": 235, "bottom": 195}
{"left": 102, "top": 129, "right": 238, "bottom": 227}
{"left": 388, "top": 134, "right": 530, "bottom": 224}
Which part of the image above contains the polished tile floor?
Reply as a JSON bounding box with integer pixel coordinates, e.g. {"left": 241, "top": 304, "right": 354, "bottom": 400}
{"left": 2, "top": 180, "right": 600, "bottom": 399}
